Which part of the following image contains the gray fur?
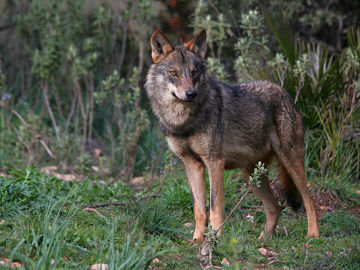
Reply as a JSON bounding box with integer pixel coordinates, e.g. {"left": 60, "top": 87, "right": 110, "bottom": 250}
{"left": 145, "top": 30, "right": 319, "bottom": 241}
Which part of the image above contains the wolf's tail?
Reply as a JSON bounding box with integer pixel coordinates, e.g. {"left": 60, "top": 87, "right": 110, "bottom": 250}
{"left": 272, "top": 90, "right": 304, "bottom": 211}
{"left": 278, "top": 165, "right": 303, "bottom": 211}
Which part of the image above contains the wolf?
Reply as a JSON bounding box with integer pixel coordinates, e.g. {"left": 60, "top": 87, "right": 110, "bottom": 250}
{"left": 145, "top": 30, "right": 319, "bottom": 242}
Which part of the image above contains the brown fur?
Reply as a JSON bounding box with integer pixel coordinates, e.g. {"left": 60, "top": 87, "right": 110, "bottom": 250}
{"left": 145, "top": 30, "right": 319, "bottom": 242}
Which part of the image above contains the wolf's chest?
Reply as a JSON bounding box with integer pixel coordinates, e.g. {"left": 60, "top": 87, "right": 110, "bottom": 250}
{"left": 166, "top": 132, "right": 213, "bottom": 159}
{"left": 166, "top": 128, "right": 272, "bottom": 170}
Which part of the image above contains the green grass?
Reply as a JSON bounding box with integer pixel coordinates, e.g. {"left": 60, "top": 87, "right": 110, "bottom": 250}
{"left": 0, "top": 166, "right": 359, "bottom": 269}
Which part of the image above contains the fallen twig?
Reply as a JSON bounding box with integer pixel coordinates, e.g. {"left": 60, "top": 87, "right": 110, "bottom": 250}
{"left": 215, "top": 187, "right": 252, "bottom": 234}
{"left": 303, "top": 238, "right": 314, "bottom": 266}
{"left": 82, "top": 207, "right": 105, "bottom": 218}
{"left": 81, "top": 192, "right": 161, "bottom": 209}
{"left": 82, "top": 201, "right": 127, "bottom": 208}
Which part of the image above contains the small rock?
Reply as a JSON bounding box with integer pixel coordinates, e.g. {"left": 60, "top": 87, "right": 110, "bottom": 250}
{"left": 184, "top": 222, "right": 193, "bottom": 227}
{"left": 258, "top": 247, "right": 278, "bottom": 257}
{"left": 326, "top": 251, "right": 333, "bottom": 257}
{"left": 91, "top": 166, "right": 99, "bottom": 172}
{"left": 90, "top": 263, "right": 109, "bottom": 270}
{"left": 221, "top": 257, "right": 230, "bottom": 266}
{"left": 130, "top": 177, "right": 145, "bottom": 185}
{"left": 40, "top": 166, "right": 57, "bottom": 174}
{"left": 245, "top": 214, "right": 254, "bottom": 223}
{"left": 152, "top": 258, "right": 161, "bottom": 263}
{"left": 11, "top": 262, "right": 22, "bottom": 268}
{"left": 0, "top": 258, "right": 22, "bottom": 268}
{"left": 0, "top": 259, "right": 7, "bottom": 266}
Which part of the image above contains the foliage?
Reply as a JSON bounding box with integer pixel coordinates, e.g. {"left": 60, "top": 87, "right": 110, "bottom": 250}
{"left": 105, "top": 224, "right": 161, "bottom": 270}
{"left": 0, "top": 0, "right": 159, "bottom": 179}
{"left": 234, "top": 9, "right": 270, "bottom": 81}
{"left": 190, "top": 0, "right": 230, "bottom": 80}
{"left": 96, "top": 68, "right": 149, "bottom": 179}
{"left": 136, "top": 198, "right": 184, "bottom": 241}
{"left": 0, "top": 166, "right": 48, "bottom": 217}
{"left": 191, "top": 0, "right": 230, "bottom": 58}
{"left": 249, "top": 161, "right": 267, "bottom": 188}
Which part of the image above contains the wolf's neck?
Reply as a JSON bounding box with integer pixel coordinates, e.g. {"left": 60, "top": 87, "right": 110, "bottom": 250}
{"left": 157, "top": 88, "right": 214, "bottom": 137}
{"left": 165, "top": 100, "right": 193, "bottom": 123}
{"left": 157, "top": 99, "right": 197, "bottom": 137}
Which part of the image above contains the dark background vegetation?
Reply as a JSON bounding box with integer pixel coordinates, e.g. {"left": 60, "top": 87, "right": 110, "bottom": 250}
{"left": 0, "top": 0, "right": 359, "bottom": 182}
{"left": 0, "top": 0, "right": 359, "bottom": 269}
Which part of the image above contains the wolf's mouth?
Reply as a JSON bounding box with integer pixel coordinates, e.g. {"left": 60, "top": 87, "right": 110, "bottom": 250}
{"left": 171, "top": 92, "right": 195, "bottom": 103}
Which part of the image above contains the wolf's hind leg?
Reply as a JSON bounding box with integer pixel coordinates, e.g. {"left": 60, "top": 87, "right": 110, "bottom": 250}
{"left": 182, "top": 156, "right": 207, "bottom": 242}
{"left": 244, "top": 168, "right": 282, "bottom": 239}
{"left": 274, "top": 149, "right": 319, "bottom": 238}
{"left": 273, "top": 101, "right": 319, "bottom": 237}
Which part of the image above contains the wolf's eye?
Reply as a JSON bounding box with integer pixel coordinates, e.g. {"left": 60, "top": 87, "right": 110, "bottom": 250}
{"left": 169, "top": 70, "right": 177, "bottom": 76}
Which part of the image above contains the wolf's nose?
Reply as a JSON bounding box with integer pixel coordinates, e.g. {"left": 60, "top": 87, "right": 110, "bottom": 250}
{"left": 185, "top": 90, "right": 197, "bottom": 99}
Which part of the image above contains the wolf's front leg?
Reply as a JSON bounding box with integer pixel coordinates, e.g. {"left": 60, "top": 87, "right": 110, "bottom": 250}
{"left": 206, "top": 159, "right": 225, "bottom": 235}
{"left": 182, "top": 156, "right": 207, "bottom": 242}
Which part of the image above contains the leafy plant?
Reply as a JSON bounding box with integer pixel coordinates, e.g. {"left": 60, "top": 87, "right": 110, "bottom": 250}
{"left": 106, "top": 226, "right": 162, "bottom": 270}
{"left": 234, "top": 9, "right": 271, "bottom": 81}
{"left": 96, "top": 68, "right": 149, "bottom": 180}
{"left": 0, "top": 0, "right": 160, "bottom": 178}
{"left": 0, "top": 166, "right": 49, "bottom": 217}
{"left": 136, "top": 198, "right": 184, "bottom": 241}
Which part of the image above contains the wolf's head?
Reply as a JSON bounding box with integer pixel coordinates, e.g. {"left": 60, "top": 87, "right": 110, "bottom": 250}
{"left": 146, "top": 30, "right": 207, "bottom": 103}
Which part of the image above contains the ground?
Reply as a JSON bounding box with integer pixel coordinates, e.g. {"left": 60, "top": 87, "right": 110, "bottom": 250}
{"left": 0, "top": 166, "right": 359, "bottom": 269}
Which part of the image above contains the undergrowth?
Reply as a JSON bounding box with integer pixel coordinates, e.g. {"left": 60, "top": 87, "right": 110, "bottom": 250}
{"left": 0, "top": 167, "right": 359, "bottom": 269}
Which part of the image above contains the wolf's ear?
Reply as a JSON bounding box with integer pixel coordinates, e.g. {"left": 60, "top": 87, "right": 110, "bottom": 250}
{"left": 150, "top": 30, "right": 173, "bottom": 63}
{"left": 186, "top": 30, "right": 207, "bottom": 59}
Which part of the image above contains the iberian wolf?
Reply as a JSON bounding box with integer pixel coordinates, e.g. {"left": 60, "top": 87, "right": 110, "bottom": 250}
{"left": 145, "top": 30, "right": 319, "bottom": 242}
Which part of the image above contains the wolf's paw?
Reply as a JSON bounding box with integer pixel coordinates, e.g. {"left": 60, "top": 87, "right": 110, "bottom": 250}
{"left": 193, "top": 229, "right": 205, "bottom": 243}
{"left": 257, "top": 231, "right": 273, "bottom": 240}
{"left": 306, "top": 232, "right": 319, "bottom": 238}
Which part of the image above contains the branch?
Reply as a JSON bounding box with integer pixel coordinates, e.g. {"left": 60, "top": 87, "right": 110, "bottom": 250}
{"left": 42, "top": 82, "right": 60, "bottom": 141}
{"left": 81, "top": 192, "right": 161, "bottom": 209}
{"left": 0, "top": 102, "right": 31, "bottom": 128}
{"left": 215, "top": 187, "right": 252, "bottom": 234}
{"left": 0, "top": 102, "right": 82, "bottom": 180}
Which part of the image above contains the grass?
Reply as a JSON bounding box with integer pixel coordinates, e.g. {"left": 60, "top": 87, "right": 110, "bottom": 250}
{"left": 0, "top": 166, "right": 359, "bottom": 269}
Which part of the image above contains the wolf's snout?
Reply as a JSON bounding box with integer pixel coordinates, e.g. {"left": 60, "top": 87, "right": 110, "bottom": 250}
{"left": 185, "top": 89, "right": 197, "bottom": 100}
